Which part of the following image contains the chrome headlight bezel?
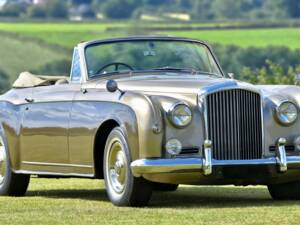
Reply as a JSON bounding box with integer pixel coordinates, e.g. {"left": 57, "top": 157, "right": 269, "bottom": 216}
{"left": 275, "top": 100, "right": 298, "bottom": 126}
{"left": 167, "top": 102, "right": 192, "bottom": 128}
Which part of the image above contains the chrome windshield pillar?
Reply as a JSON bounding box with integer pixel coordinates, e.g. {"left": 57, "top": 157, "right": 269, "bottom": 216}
{"left": 276, "top": 138, "right": 287, "bottom": 172}
{"left": 203, "top": 140, "right": 212, "bottom": 175}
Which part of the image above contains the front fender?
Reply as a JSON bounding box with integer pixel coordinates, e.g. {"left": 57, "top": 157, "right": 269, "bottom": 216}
{"left": 120, "top": 92, "right": 163, "bottom": 159}
{"left": 258, "top": 85, "right": 300, "bottom": 156}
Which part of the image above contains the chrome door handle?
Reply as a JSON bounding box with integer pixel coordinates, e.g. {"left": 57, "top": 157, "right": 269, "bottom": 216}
{"left": 25, "top": 97, "right": 34, "bottom": 103}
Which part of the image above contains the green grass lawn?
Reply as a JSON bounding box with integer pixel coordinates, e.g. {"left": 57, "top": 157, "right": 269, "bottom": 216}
{"left": 0, "top": 178, "right": 299, "bottom": 225}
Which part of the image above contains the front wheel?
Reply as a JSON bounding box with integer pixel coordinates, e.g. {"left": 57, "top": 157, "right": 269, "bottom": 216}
{"left": 103, "top": 127, "right": 152, "bottom": 206}
{"left": 268, "top": 181, "right": 300, "bottom": 200}
{"left": 0, "top": 135, "right": 30, "bottom": 196}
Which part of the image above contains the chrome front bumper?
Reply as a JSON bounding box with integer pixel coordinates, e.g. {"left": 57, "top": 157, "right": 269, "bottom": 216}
{"left": 131, "top": 138, "right": 300, "bottom": 177}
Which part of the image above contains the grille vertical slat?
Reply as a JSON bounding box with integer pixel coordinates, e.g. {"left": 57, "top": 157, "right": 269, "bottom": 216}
{"left": 206, "top": 89, "right": 262, "bottom": 160}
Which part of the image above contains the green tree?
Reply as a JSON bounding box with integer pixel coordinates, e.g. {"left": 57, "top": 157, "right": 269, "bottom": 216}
{"left": 0, "top": 69, "right": 10, "bottom": 94}
{"left": 239, "top": 60, "right": 299, "bottom": 85}
{"left": 0, "top": 3, "right": 26, "bottom": 17}
{"left": 102, "top": 0, "right": 139, "bottom": 19}
{"left": 262, "top": 0, "right": 287, "bottom": 18}
{"left": 192, "top": 0, "right": 214, "bottom": 20}
{"left": 145, "top": 0, "right": 171, "bottom": 6}
{"left": 211, "top": 0, "right": 243, "bottom": 19}
{"left": 45, "top": 0, "right": 68, "bottom": 18}
{"left": 27, "top": 5, "right": 47, "bottom": 18}
{"left": 285, "top": 0, "right": 300, "bottom": 18}
{"left": 34, "top": 60, "right": 72, "bottom": 75}
{"left": 177, "top": 0, "right": 193, "bottom": 9}
{"left": 72, "top": 0, "right": 92, "bottom": 5}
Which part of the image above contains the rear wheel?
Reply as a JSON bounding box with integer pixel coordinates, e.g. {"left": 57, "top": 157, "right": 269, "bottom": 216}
{"left": 103, "top": 127, "right": 152, "bottom": 206}
{"left": 0, "top": 135, "right": 30, "bottom": 196}
{"left": 268, "top": 181, "right": 300, "bottom": 200}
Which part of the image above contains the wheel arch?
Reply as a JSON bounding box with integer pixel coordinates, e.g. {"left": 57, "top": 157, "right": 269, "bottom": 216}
{"left": 93, "top": 119, "right": 120, "bottom": 178}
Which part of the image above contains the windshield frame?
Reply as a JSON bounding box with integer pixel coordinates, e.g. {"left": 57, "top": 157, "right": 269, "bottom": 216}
{"left": 83, "top": 36, "right": 225, "bottom": 81}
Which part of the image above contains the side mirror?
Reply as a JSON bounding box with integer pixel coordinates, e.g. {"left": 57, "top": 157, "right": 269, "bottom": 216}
{"left": 295, "top": 74, "right": 300, "bottom": 85}
{"left": 106, "top": 80, "right": 118, "bottom": 93}
{"left": 228, "top": 73, "right": 235, "bottom": 79}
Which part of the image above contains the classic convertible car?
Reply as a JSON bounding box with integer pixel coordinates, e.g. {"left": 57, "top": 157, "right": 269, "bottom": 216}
{"left": 1, "top": 36, "right": 300, "bottom": 206}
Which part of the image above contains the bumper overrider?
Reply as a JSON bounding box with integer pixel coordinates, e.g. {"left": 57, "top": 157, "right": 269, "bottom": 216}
{"left": 131, "top": 138, "right": 300, "bottom": 177}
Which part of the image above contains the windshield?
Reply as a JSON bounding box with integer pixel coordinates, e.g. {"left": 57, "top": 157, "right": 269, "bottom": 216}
{"left": 85, "top": 40, "right": 222, "bottom": 78}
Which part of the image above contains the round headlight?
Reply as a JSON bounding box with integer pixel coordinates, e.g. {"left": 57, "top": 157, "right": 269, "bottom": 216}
{"left": 276, "top": 101, "right": 298, "bottom": 125}
{"left": 168, "top": 103, "right": 192, "bottom": 128}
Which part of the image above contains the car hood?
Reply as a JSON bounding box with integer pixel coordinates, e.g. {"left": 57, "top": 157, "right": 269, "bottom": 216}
{"left": 95, "top": 74, "right": 253, "bottom": 95}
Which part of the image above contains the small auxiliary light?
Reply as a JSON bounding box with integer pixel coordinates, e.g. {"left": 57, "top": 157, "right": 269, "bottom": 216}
{"left": 165, "top": 139, "right": 182, "bottom": 155}
{"left": 294, "top": 136, "right": 300, "bottom": 151}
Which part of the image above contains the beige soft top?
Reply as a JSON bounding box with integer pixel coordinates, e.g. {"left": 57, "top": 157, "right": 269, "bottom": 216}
{"left": 13, "top": 72, "right": 69, "bottom": 88}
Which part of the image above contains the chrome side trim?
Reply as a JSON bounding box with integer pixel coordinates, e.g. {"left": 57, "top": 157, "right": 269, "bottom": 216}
{"left": 13, "top": 169, "right": 94, "bottom": 178}
{"left": 276, "top": 138, "right": 287, "bottom": 172}
{"left": 203, "top": 140, "right": 212, "bottom": 175}
{"left": 22, "top": 161, "right": 93, "bottom": 168}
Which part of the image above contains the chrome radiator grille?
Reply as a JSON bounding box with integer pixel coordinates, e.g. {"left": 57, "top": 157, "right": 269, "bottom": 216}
{"left": 206, "top": 89, "right": 262, "bottom": 160}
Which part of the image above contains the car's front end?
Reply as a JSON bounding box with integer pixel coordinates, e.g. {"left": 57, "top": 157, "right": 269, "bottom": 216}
{"left": 130, "top": 78, "right": 300, "bottom": 186}
{"left": 81, "top": 36, "right": 300, "bottom": 205}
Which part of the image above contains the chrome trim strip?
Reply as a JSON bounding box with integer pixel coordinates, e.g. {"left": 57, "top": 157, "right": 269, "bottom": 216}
{"left": 13, "top": 169, "right": 94, "bottom": 178}
{"left": 22, "top": 161, "right": 93, "bottom": 168}
{"left": 130, "top": 156, "right": 300, "bottom": 177}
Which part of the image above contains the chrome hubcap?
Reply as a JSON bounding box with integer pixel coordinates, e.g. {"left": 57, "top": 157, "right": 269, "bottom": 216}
{"left": 0, "top": 137, "right": 7, "bottom": 185}
{"left": 107, "top": 140, "right": 127, "bottom": 194}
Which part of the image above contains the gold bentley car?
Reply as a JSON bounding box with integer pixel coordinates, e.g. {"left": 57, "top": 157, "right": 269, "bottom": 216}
{"left": 1, "top": 37, "right": 300, "bottom": 206}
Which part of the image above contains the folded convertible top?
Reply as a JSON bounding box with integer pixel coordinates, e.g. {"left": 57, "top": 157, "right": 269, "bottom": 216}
{"left": 13, "top": 72, "right": 69, "bottom": 88}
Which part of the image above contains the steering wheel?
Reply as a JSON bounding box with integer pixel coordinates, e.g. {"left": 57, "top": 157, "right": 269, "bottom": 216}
{"left": 96, "top": 62, "right": 134, "bottom": 75}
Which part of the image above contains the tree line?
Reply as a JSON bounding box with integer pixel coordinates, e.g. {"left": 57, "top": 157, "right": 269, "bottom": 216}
{"left": 0, "top": 0, "right": 300, "bottom": 20}
{"left": 1, "top": 45, "right": 300, "bottom": 94}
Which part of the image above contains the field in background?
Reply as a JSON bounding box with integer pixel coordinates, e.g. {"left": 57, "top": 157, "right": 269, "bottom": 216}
{"left": 0, "top": 178, "right": 300, "bottom": 225}
{"left": 0, "top": 32, "right": 68, "bottom": 81}
{"left": 168, "top": 28, "right": 300, "bottom": 49}
{"left": 1, "top": 22, "right": 300, "bottom": 83}
{"left": 1, "top": 23, "right": 300, "bottom": 49}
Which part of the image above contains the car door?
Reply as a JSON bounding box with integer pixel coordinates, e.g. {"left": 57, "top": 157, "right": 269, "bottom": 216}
{"left": 20, "top": 84, "right": 77, "bottom": 172}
